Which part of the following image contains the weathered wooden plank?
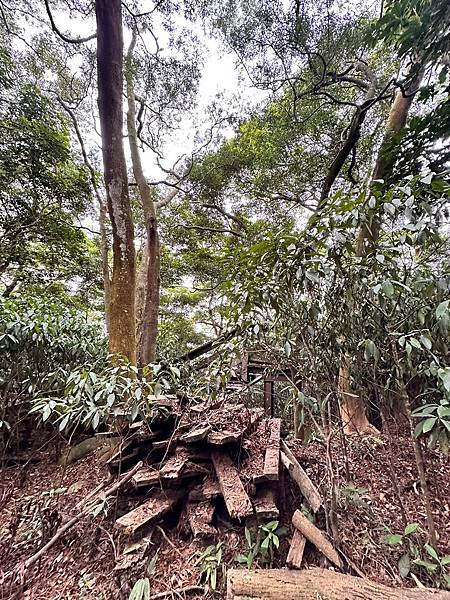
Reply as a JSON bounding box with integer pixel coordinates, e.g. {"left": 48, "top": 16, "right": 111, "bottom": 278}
{"left": 263, "top": 418, "right": 281, "bottom": 481}
{"left": 180, "top": 424, "right": 212, "bottom": 443}
{"left": 207, "top": 408, "right": 264, "bottom": 446}
{"left": 187, "top": 500, "right": 216, "bottom": 538}
{"left": 286, "top": 530, "right": 306, "bottom": 569}
{"left": 131, "top": 467, "right": 161, "bottom": 488}
{"left": 159, "top": 451, "right": 189, "bottom": 479}
{"left": 189, "top": 475, "right": 222, "bottom": 502}
{"left": 252, "top": 486, "right": 279, "bottom": 520}
{"left": 211, "top": 450, "right": 253, "bottom": 519}
{"left": 280, "top": 441, "right": 322, "bottom": 513}
{"left": 115, "top": 490, "right": 182, "bottom": 533}
{"left": 292, "top": 510, "right": 342, "bottom": 568}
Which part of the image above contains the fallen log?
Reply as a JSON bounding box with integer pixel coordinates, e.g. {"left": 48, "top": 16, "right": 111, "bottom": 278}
{"left": 263, "top": 418, "right": 281, "bottom": 480}
{"left": 280, "top": 441, "right": 322, "bottom": 512}
{"left": 211, "top": 450, "right": 253, "bottom": 519}
{"left": 291, "top": 509, "right": 342, "bottom": 568}
{"left": 226, "top": 568, "right": 450, "bottom": 600}
{"left": 286, "top": 530, "right": 306, "bottom": 569}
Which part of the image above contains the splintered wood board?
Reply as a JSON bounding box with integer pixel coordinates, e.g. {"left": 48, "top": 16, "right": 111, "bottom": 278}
{"left": 211, "top": 450, "right": 253, "bottom": 519}
{"left": 115, "top": 491, "right": 181, "bottom": 533}
{"left": 263, "top": 418, "right": 281, "bottom": 480}
{"left": 252, "top": 486, "right": 279, "bottom": 520}
{"left": 280, "top": 440, "right": 322, "bottom": 513}
{"left": 180, "top": 424, "right": 212, "bottom": 443}
{"left": 187, "top": 500, "right": 216, "bottom": 538}
{"left": 131, "top": 467, "right": 161, "bottom": 488}
{"left": 286, "top": 530, "right": 307, "bottom": 569}
{"left": 207, "top": 408, "right": 264, "bottom": 446}
{"left": 159, "top": 451, "right": 189, "bottom": 479}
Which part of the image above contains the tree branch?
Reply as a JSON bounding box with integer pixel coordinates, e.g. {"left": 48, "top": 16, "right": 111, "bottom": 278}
{"left": 44, "top": 0, "right": 96, "bottom": 44}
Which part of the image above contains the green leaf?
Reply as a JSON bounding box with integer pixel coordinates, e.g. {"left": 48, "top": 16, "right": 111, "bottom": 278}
{"left": 420, "top": 335, "right": 432, "bottom": 350}
{"left": 382, "top": 280, "right": 394, "bottom": 297}
{"left": 436, "top": 301, "right": 449, "bottom": 319}
{"left": 425, "top": 544, "right": 439, "bottom": 561}
{"left": 398, "top": 553, "right": 411, "bottom": 578}
{"left": 261, "top": 536, "right": 270, "bottom": 550}
{"left": 385, "top": 534, "right": 403, "bottom": 545}
{"left": 440, "top": 555, "right": 450, "bottom": 566}
{"left": 422, "top": 417, "right": 437, "bottom": 433}
{"left": 128, "top": 578, "right": 150, "bottom": 600}
{"left": 404, "top": 523, "right": 419, "bottom": 536}
{"left": 245, "top": 527, "right": 252, "bottom": 548}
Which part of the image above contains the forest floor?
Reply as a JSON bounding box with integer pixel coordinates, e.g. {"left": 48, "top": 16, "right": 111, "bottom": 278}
{"left": 0, "top": 432, "right": 449, "bottom": 599}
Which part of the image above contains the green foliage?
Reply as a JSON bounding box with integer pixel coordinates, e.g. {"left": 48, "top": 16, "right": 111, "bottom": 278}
{"left": 128, "top": 578, "right": 151, "bottom": 600}
{"left": 382, "top": 523, "right": 450, "bottom": 588}
{"left": 196, "top": 541, "right": 225, "bottom": 590}
{"left": 0, "top": 83, "right": 95, "bottom": 296}
{"left": 338, "top": 485, "right": 371, "bottom": 510}
{"left": 235, "top": 521, "right": 287, "bottom": 568}
{"left": 0, "top": 295, "right": 105, "bottom": 435}
{"left": 30, "top": 361, "right": 181, "bottom": 434}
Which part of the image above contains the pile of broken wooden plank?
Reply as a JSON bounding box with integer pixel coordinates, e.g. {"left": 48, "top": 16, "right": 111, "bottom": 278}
{"left": 106, "top": 393, "right": 348, "bottom": 576}
{"left": 107, "top": 396, "right": 283, "bottom": 539}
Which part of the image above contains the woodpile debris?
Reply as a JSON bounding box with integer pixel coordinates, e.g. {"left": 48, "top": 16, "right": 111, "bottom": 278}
{"left": 107, "top": 396, "right": 281, "bottom": 539}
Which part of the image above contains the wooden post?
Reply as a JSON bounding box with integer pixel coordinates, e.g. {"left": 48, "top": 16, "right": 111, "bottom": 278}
{"left": 264, "top": 380, "right": 274, "bottom": 416}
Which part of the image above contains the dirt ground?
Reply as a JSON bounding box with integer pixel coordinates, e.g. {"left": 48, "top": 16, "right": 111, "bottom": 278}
{"left": 0, "top": 431, "right": 449, "bottom": 599}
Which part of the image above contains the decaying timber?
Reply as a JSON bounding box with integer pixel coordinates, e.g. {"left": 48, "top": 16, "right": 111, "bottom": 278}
{"left": 263, "top": 418, "right": 281, "bottom": 480}
{"left": 227, "top": 568, "right": 450, "bottom": 600}
{"left": 291, "top": 509, "right": 342, "bottom": 568}
{"left": 286, "top": 530, "right": 307, "bottom": 569}
{"left": 211, "top": 450, "right": 253, "bottom": 519}
{"left": 280, "top": 440, "right": 322, "bottom": 512}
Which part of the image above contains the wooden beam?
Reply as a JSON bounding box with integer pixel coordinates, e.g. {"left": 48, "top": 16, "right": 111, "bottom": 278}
{"left": 187, "top": 500, "right": 216, "bottom": 538}
{"left": 211, "top": 450, "right": 253, "bottom": 519}
{"left": 227, "top": 568, "right": 450, "bottom": 600}
{"left": 252, "top": 486, "right": 278, "bottom": 520}
{"left": 286, "top": 530, "right": 306, "bottom": 569}
{"left": 292, "top": 510, "right": 342, "bottom": 568}
{"left": 263, "top": 380, "right": 274, "bottom": 416}
{"left": 115, "top": 490, "right": 182, "bottom": 533}
{"left": 280, "top": 441, "right": 322, "bottom": 512}
{"left": 263, "top": 418, "right": 281, "bottom": 480}
{"left": 180, "top": 424, "right": 212, "bottom": 443}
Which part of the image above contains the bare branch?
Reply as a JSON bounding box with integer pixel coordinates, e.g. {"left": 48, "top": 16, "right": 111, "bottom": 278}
{"left": 44, "top": 0, "right": 96, "bottom": 44}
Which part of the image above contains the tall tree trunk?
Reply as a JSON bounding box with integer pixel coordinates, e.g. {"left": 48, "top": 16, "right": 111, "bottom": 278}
{"left": 125, "top": 30, "right": 160, "bottom": 367}
{"left": 95, "top": 0, "right": 136, "bottom": 363}
{"left": 339, "top": 65, "right": 425, "bottom": 434}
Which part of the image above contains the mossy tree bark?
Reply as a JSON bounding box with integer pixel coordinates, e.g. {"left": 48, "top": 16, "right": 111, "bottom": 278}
{"left": 125, "top": 30, "right": 160, "bottom": 367}
{"left": 95, "top": 0, "right": 136, "bottom": 363}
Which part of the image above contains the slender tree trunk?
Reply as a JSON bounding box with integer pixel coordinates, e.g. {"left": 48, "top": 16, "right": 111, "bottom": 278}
{"left": 95, "top": 0, "right": 136, "bottom": 363}
{"left": 338, "top": 65, "right": 425, "bottom": 434}
{"left": 125, "top": 30, "right": 160, "bottom": 367}
{"left": 98, "top": 200, "right": 111, "bottom": 334}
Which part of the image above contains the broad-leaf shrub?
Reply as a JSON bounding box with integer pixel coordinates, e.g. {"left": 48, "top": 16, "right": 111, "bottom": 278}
{"left": 0, "top": 295, "right": 105, "bottom": 432}
{"left": 31, "top": 362, "right": 181, "bottom": 433}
